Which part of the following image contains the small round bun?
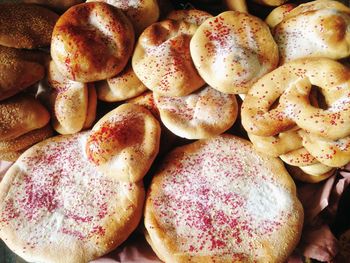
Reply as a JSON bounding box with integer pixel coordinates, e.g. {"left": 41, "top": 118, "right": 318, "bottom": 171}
{"left": 0, "top": 132, "right": 145, "bottom": 262}
{"left": 86, "top": 0, "right": 159, "bottom": 35}
{"left": 0, "top": 3, "right": 58, "bottom": 49}
{"left": 154, "top": 85, "right": 238, "bottom": 139}
{"left": 145, "top": 135, "right": 303, "bottom": 262}
{"left": 97, "top": 63, "right": 148, "bottom": 102}
{"left": 0, "top": 46, "right": 46, "bottom": 101}
{"left": 48, "top": 60, "right": 97, "bottom": 134}
{"left": 86, "top": 103, "right": 161, "bottom": 182}
{"left": 190, "top": 11, "right": 279, "bottom": 94}
{"left": 132, "top": 19, "right": 205, "bottom": 97}
{"left": 0, "top": 95, "right": 50, "bottom": 141}
{"left": 51, "top": 2, "right": 134, "bottom": 82}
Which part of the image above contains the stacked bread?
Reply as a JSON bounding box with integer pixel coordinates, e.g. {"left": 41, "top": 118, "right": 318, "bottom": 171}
{"left": 242, "top": 1, "right": 350, "bottom": 182}
{"left": 0, "top": 3, "right": 58, "bottom": 160}
{"left": 0, "top": 0, "right": 349, "bottom": 262}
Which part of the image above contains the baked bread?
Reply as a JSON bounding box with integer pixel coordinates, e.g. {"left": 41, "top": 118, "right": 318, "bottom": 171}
{"left": 86, "top": 103, "right": 161, "bottom": 182}
{"left": 0, "top": 46, "right": 46, "bottom": 101}
{"left": 48, "top": 60, "right": 97, "bottom": 134}
{"left": 0, "top": 125, "right": 53, "bottom": 162}
{"left": 51, "top": 2, "right": 135, "bottom": 82}
{"left": 85, "top": 0, "right": 159, "bottom": 35}
{"left": 145, "top": 134, "right": 303, "bottom": 262}
{"left": 166, "top": 9, "right": 213, "bottom": 25}
{"left": 154, "top": 85, "right": 238, "bottom": 139}
{"left": 190, "top": 11, "right": 279, "bottom": 94}
{"left": 0, "top": 132, "right": 145, "bottom": 262}
{"left": 0, "top": 95, "right": 50, "bottom": 141}
{"left": 97, "top": 62, "right": 148, "bottom": 102}
{"left": 274, "top": 0, "right": 350, "bottom": 64}
{"left": 132, "top": 19, "right": 205, "bottom": 97}
{"left": 0, "top": 3, "right": 58, "bottom": 49}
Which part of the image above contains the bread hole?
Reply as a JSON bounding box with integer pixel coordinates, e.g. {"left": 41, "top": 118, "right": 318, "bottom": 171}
{"left": 310, "top": 85, "right": 327, "bottom": 110}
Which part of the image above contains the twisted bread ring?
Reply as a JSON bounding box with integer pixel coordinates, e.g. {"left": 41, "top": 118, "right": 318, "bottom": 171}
{"left": 242, "top": 58, "right": 350, "bottom": 138}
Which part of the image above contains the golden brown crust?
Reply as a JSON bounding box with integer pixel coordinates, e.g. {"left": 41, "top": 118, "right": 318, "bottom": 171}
{"left": 0, "top": 46, "right": 46, "bottom": 101}
{"left": 97, "top": 63, "right": 148, "bottom": 102}
{"left": 190, "top": 11, "right": 279, "bottom": 94}
{"left": 0, "top": 132, "right": 145, "bottom": 262}
{"left": 0, "top": 3, "right": 58, "bottom": 49}
{"left": 0, "top": 95, "right": 50, "bottom": 141}
{"left": 132, "top": 19, "right": 205, "bottom": 97}
{"left": 145, "top": 134, "right": 303, "bottom": 262}
{"left": 86, "top": 0, "right": 159, "bottom": 35}
{"left": 51, "top": 2, "right": 135, "bottom": 82}
{"left": 0, "top": 125, "right": 53, "bottom": 153}
{"left": 86, "top": 103, "right": 161, "bottom": 182}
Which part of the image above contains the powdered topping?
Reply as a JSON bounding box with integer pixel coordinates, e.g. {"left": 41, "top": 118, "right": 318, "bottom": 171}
{"left": 103, "top": 0, "right": 143, "bottom": 9}
{"left": 151, "top": 136, "right": 294, "bottom": 257}
{"left": 0, "top": 132, "right": 138, "bottom": 249}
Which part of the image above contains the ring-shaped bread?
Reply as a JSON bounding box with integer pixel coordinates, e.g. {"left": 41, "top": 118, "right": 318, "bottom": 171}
{"left": 241, "top": 58, "right": 350, "bottom": 138}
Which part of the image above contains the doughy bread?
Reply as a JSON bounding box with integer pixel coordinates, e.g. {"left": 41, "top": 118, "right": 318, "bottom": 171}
{"left": 0, "top": 46, "right": 46, "bottom": 101}
{"left": 0, "top": 132, "right": 145, "bottom": 263}
{"left": 51, "top": 2, "right": 134, "bottom": 82}
{"left": 154, "top": 85, "right": 238, "bottom": 139}
{"left": 0, "top": 3, "right": 58, "bottom": 49}
{"left": 86, "top": 103, "right": 161, "bottom": 182}
{"left": 85, "top": 0, "right": 159, "bottom": 35}
{"left": 145, "top": 134, "right": 303, "bottom": 262}
{"left": 132, "top": 19, "right": 205, "bottom": 97}
{"left": 0, "top": 95, "right": 50, "bottom": 141}
{"left": 190, "top": 11, "right": 279, "bottom": 94}
{"left": 97, "top": 63, "right": 148, "bottom": 102}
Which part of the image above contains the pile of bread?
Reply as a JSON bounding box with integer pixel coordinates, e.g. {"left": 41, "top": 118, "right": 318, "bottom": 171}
{"left": 0, "top": 0, "right": 349, "bottom": 262}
